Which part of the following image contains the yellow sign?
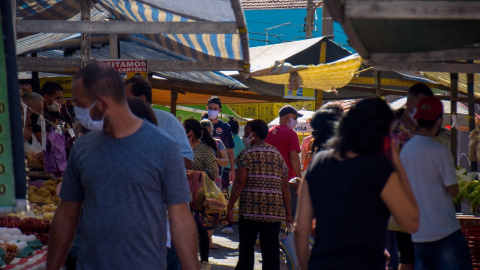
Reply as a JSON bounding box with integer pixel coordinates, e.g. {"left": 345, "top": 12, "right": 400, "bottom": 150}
{"left": 39, "top": 77, "right": 73, "bottom": 98}
{"left": 284, "top": 85, "right": 316, "bottom": 100}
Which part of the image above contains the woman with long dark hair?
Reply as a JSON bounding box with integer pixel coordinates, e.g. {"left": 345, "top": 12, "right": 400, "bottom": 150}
{"left": 302, "top": 109, "right": 341, "bottom": 171}
{"left": 184, "top": 119, "right": 218, "bottom": 180}
{"left": 183, "top": 119, "right": 218, "bottom": 270}
{"left": 294, "top": 98, "right": 419, "bottom": 270}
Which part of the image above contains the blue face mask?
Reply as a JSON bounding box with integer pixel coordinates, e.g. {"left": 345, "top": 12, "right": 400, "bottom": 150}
{"left": 74, "top": 100, "right": 104, "bottom": 131}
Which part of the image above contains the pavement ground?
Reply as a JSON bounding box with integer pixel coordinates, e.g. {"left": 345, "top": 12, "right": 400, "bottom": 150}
{"left": 206, "top": 224, "right": 289, "bottom": 270}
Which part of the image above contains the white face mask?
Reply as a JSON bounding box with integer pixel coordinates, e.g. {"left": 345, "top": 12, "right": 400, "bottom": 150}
{"left": 208, "top": 110, "right": 219, "bottom": 119}
{"left": 74, "top": 101, "right": 104, "bottom": 131}
{"left": 242, "top": 134, "right": 254, "bottom": 147}
{"left": 287, "top": 118, "right": 298, "bottom": 130}
{"left": 47, "top": 101, "right": 62, "bottom": 112}
{"left": 409, "top": 107, "right": 417, "bottom": 121}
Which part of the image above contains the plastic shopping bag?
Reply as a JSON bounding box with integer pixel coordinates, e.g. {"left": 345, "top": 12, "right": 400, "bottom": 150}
{"left": 203, "top": 176, "right": 227, "bottom": 214}
{"left": 280, "top": 229, "right": 300, "bottom": 270}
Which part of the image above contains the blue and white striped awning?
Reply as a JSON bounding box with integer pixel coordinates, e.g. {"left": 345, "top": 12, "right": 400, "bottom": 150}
{"left": 16, "top": 0, "right": 249, "bottom": 71}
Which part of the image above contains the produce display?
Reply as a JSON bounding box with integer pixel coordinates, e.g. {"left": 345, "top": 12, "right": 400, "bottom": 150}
{"left": 0, "top": 217, "right": 49, "bottom": 245}
{"left": 455, "top": 168, "right": 480, "bottom": 210}
{"left": 28, "top": 179, "right": 62, "bottom": 204}
{"left": 0, "top": 226, "right": 43, "bottom": 266}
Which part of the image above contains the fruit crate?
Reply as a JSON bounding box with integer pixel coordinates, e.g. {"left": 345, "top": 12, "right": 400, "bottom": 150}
{"left": 459, "top": 216, "right": 480, "bottom": 269}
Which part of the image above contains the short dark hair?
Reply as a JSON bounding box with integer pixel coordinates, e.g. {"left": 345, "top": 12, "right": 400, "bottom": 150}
{"left": 418, "top": 116, "right": 441, "bottom": 129}
{"left": 408, "top": 83, "right": 434, "bottom": 97}
{"left": 246, "top": 119, "right": 269, "bottom": 140}
{"left": 73, "top": 62, "right": 125, "bottom": 103}
{"left": 127, "top": 98, "right": 157, "bottom": 125}
{"left": 207, "top": 96, "right": 222, "bottom": 108}
{"left": 333, "top": 97, "right": 393, "bottom": 158}
{"left": 40, "top": 81, "right": 63, "bottom": 97}
{"left": 124, "top": 77, "right": 152, "bottom": 104}
{"left": 228, "top": 117, "right": 240, "bottom": 134}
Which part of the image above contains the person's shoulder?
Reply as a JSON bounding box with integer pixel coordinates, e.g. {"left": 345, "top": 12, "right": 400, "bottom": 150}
{"left": 217, "top": 120, "right": 231, "bottom": 130}
{"left": 153, "top": 108, "right": 178, "bottom": 122}
{"left": 141, "top": 121, "right": 177, "bottom": 145}
{"left": 309, "top": 149, "right": 335, "bottom": 168}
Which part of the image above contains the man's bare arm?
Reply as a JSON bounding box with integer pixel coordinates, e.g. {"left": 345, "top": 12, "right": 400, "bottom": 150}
{"left": 47, "top": 200, "right": 82, "bottom": 270}
{"left": 168, "top": 203, "right": 199, "bottom": 270}
{"left": 289, "top": 151, "right": 301, "bottom": 178}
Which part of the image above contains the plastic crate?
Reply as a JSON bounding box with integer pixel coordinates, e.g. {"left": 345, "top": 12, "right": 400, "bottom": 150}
{"left": 460, "top": 218, "right": 480, "bottom": 269}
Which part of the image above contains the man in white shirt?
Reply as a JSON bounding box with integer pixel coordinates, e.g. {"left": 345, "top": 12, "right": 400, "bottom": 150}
{"left": 400, "top": 96, "right": 472, "bottom": 270}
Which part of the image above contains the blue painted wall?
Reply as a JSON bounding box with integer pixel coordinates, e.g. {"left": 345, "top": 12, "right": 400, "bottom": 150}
{"left": 244, "top": 8, "right": 352, "bottom": 52}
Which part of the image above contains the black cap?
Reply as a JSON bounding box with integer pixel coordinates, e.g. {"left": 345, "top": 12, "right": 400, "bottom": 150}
{"left": 279, "top": 105, "right": 303, "bottom": 117}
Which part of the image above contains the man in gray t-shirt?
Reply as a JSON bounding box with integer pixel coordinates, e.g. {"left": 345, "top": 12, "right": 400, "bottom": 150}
{"left": 47, "top": 63, "right": 199, "bottom": 270}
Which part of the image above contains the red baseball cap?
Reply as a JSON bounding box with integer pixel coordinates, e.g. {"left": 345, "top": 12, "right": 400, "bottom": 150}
{"left": 414, "top": 96, "right": 443, "bottom": 121}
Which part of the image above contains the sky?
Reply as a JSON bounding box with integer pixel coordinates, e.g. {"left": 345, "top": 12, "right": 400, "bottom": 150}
{"left": 244, "top": 8, "right": 353, "bottom": 52}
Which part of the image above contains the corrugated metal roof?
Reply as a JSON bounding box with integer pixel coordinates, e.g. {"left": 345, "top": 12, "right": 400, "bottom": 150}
{"left": 241, "top": 0, "right": 309, "bottom": 10}
{"left": 27, "top": 41, "right": 248, "bottom": 90}
{"left": 423, "top": 72, "right": 480, "bottom": 98}
{"left": 16, "top": 0, "right": 247, "bottom": 65}
{"left": 17, "top": 8, "right": 109, "bottom": 55}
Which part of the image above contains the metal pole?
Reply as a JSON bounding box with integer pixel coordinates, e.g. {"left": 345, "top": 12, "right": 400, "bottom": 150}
{"left": 450, "top": 73, "right": 458, "bottom": 167}
{"left": 467, "top": 68, "right": 477, "bottom": 171}
{"left": 375, "top": 71, "right": 382, "bottom": 97}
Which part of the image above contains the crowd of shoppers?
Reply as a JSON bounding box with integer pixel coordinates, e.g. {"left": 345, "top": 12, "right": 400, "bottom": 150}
{"left": 38, "top": 63, "right": 470, "bottom": 270}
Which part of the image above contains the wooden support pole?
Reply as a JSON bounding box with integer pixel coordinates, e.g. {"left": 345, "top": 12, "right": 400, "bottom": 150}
{"left": 170, "top": 88, "right": 178, "bottom": 116}
{"left": 322, "top": 3, "right": 334, "bottom": 37}
{"left": 467, "top": 68, "right": 477, "bottom": 171}
{"left": 31, "top": 53, "right": 40, "bottom": 92}
{"left": 315, "top": 90, "right": 323, "bottom": 110}
{"left": 10, "top": 0, "right": 16, "bottom": 55}
{"left": 305, "top": 0, "right": 315, "bottom": 38}
{"left": 375, "top": 71, "right": 382, "bottom": 97}
{"left": 450, "top": 73, "right": 458, "bottom": 167}
{"left": 80, "top": 0, "right": 91, "bottom": 68}
{"left": 109, "top": 33, "right": 118, "bottom": 59}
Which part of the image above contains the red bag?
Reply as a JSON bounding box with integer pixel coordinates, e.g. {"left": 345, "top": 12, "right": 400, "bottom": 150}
{"left": 186, "top": 170, "right": 206, "bottom": 211}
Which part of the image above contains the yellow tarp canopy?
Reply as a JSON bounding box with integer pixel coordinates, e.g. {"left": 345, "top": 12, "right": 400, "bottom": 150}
{"left": 251, "top": 55, "right": 362, "bottom": 91}
{"left": 152, "top": 89, "right": 273, "bottom": 105}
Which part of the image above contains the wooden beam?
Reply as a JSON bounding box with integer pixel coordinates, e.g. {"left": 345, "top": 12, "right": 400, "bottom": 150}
{"left": 450, "top": 73, "right": 458, "bottom": 167}
{"left": 323, "top": 0, "right": 370, "bottom": 58}
{"left": 151, "top": 79, "right": 229, "bottom": 92}
{"left": 109, "top": 34, "right": 118, "bottom": 59}
{"left": 153, "top": 83, "right": 285, "bottom": 103}
{"left": 340, "top": 85, "right": 480, "bottom": 103}
{"left": 230, "top": 0, "right": 250, "bottom": 76}
{"left": 80, "top": 0, "right": 90, "bottom": 68}
{"left": 374, "top": 62, "right": 480, "bottom": 73}
{"left": 171, "top": 88, "right": 178, "bottom": 116}
{"left": 17, "top": 57, "right": 82, "bottom": 73}
{"left": 467, "top": 70, "right": 477, "bottom": 171}
{"left": 16, "top": 20, "right": 238, "bottom": 34}
{"left": 148, "top": 60, "right": 244, "bottom": 71}
{"left": 345, "top": 1, "right": 480, "bottom": 20}
{"left": 370, "top": 48, "right": 480, "bottom": 63}
{"left": 349, "top": 77, "right": 442, "bottom": 90}
{"left": 375, "top": 70, "right": 382, "bottom": 97}
{"left": 16, "top": 57, "right": 245, "bottom": 72}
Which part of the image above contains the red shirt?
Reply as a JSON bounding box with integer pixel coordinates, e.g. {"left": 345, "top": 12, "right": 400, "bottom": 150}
{"left": 265, "top": 125, "right": 301, "bottom": 179}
